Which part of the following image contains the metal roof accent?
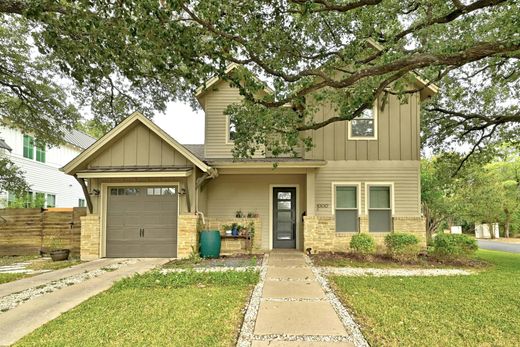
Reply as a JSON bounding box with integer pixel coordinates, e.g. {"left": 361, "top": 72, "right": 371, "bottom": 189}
{"left": 63, "top": 128, "right": 96, "bottom": 149}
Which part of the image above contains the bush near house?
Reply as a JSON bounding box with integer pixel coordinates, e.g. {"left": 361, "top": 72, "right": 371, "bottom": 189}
{"left": 432, "top": 233, "right": 478, "bottom": 260}
{"left": 349, "top": 234, "right": 376, "bottom": 256}
{"left": 384, "top": 233, "right": 420, "bottom": 262}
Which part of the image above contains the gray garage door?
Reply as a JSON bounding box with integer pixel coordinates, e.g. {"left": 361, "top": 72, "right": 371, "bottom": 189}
{"left": 106, "top": 186, "right": 178, "bottom": 257}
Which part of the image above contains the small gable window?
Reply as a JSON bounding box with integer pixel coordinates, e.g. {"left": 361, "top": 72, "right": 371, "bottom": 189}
{"left": 348, "top": 107, "right": 377, "bottom": 140}
{"left": 227, "top": 116, "right": 236, "bottom": 143}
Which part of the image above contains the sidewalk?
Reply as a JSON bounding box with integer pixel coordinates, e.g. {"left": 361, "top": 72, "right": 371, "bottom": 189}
{"left": 248, "top": 250, "right": 367, "bottom": 346}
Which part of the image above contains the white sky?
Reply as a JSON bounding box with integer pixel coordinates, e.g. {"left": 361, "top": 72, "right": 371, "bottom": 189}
{"left": 153, "top": 101, "right": 205, "bottom": 144}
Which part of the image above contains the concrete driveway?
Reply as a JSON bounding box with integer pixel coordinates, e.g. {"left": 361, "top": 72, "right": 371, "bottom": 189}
{"left": 0, "top": 258, "right": 169, "bottom": 346}
{"left": 478, "top": 239, "right": 520, "bottom": 254}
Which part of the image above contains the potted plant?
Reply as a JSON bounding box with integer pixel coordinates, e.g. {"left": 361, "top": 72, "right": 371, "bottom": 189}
{"left": 235, "top": 210, "right": 244, "bottom": 218}
{"left": 231, "top": 222, "right": 239, "bottom": 236}
{"left": 49, "top": 236, "right": 70, "bottom": 261}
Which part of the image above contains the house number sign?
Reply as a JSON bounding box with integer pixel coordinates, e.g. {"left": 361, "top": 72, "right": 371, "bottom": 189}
{"left": 317, "top": 203, "right": 329, "bottom": 209}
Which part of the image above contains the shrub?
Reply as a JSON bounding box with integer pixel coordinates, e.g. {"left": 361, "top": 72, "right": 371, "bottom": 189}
{"left": 384, "top": 233, "right": 420, "bottom": 262}
{"left": 350, "top": 234, "right": 376, "bottom": 255}
{"left": 432, "top": 233, "right": 478, "bottom": 260}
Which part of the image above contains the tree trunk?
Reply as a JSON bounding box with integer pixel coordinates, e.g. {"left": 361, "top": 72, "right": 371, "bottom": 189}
{"left": 504, "top": 209, "right": 511, "bottom": 238}
{"left": 488, "top": 222, "right": 495, "bottom": 239}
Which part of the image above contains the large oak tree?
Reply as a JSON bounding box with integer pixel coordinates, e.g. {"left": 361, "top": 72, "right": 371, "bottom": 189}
{"left": 0, "top": 0, "right": 518, "bottom": 160}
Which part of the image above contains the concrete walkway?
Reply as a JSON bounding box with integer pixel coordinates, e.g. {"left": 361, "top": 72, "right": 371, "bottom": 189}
{"left": 249, "top": 250, "right": 367, "bottom": 346}
{"left": 0, "top": 258, "right": 168, "bottom": 346}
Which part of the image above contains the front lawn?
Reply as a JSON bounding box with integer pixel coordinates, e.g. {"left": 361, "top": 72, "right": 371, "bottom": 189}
{"left": 331, "top": 250, "right": 520, "bottom": 346}
{"left": 16, "top": 270, "right": 259, "bottom": 347}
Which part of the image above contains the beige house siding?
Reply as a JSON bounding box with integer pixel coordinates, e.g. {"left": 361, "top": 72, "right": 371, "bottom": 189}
{"left": 305, "top": 93, "right": 420, "bottom": 161}
{"left": 314, "top": 160, "right": 421, "bottom": 217}
{"left": 201, "top": 80, "right": 242, "bottom": 159}
{"left": 204, "top": 173, "right": 306, "bottom": 250}
{"left": 89, "top": 123, "right": 190, "bottom": 168}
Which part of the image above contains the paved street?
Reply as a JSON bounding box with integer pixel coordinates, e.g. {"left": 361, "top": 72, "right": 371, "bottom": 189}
{"left": 478, "top": 240, "right": 520, "bottom": 254}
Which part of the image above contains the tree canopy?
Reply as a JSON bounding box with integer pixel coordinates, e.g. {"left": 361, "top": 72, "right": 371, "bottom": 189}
{"left": 0, "top": 0, "right": 517, "bottom": 159}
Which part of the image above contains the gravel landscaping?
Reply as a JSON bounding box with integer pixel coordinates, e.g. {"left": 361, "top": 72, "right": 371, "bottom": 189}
{"left": 0, "top": 260, "right": 132, "bottom": 313}
{"left": 320, "top": 266, "right": 472, "bottom": 277}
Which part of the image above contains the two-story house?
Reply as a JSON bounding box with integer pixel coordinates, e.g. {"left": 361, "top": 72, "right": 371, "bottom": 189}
{"left": 63, "top": 65, "right": 437, "bottom": 260}
{"left": 0, "top": 125, "right": 96, "bottom": 208}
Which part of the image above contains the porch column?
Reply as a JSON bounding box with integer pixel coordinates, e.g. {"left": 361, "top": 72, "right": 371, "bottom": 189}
{"left": 306, "top": 169, "right": 316, "bottom": 216}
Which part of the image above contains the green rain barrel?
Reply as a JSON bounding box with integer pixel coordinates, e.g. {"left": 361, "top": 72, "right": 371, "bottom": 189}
{"left": 199, "top": 230, "right": 221, "bottom": 258}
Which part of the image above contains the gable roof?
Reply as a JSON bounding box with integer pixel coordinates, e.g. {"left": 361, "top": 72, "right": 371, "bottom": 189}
{"left": 195, "top": 63, "right": 275, "bottom": 100}
{"left": 62, "top": 112, "right": 211, "bottom": 174}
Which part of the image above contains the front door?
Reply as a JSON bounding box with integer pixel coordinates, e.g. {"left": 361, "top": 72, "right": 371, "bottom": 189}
{"left": 273, "top": 187, "right": 296, "bottom": 248}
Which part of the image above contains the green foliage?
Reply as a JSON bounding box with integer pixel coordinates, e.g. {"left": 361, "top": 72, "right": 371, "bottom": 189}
{"left": 0, "top": 156, "right": 29, "bottom": 197}
{"left": 349, "top": 234, "right": 376, "bottom": 255}
{"left": 384, "top": 233, "right": 420, "bottom": 262}
{"left": 0, "top": 16, "right": 79, "bottom": 147}
{"left": 432, "top": 233, "right": 478, "bottom": 260}
{"left": 0, "top": 1, "right": 516, "bottom": 163}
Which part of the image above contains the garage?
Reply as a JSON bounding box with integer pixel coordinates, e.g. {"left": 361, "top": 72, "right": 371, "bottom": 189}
{"left": 106, "top": 186, "right": 178, "bottom": 258}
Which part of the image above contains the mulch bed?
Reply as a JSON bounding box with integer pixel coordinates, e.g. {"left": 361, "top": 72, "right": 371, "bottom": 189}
{"left": 311, "top": 252, "right": 490, "bottom": 269}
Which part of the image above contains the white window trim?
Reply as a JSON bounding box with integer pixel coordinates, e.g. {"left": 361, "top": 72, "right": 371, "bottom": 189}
{"left": 225, "top": 115, "right": 235, "bottom": 144}
{"left": 331, "top": 182, "right": 361, "bottom": 215}
{"left": 347, "top": 103, "right": 378, "bottom": 141}
{"left": 364, "top": 182, "right": 395, "bottom": 216}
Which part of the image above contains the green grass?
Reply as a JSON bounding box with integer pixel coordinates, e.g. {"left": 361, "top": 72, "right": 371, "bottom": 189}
{"left": 0, "top": 273, "right": 27, "bottom": 284}
{"left": 331, "top": 250, "right": 520, "bottom": 346}
{"left": 16, "top": 270, "right": 259, "bottom": 347}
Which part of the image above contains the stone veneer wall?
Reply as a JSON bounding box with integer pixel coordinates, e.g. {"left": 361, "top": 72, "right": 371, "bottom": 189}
{"left": 304, "top": 215, "right": 426, "bottom": 253}
{"left": 177, "top": 214, "right": 199, "bottom": 258}
{"left": 206, "top": 217, "right": 262, "bottom": 254}
{"left": 80, "top": 215, "right": 101, "bottom": 261}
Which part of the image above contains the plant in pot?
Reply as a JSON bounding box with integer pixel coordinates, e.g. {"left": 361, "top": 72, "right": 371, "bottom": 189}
{"left": 235, "top": 210, "right": 244, "bottom": 218}
{"left": 49, "top": 236, "right": 70, "bottom": 261}
{"left": 231, "top": 222, "right": 240, "bottom": 236}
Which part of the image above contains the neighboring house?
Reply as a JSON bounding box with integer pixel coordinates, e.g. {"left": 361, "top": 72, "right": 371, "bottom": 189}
{"left": 0, "top": 125, "right": 96, "bottom": 208}
{"left": 63, "top": 65, "right": 437, "bottom": 260}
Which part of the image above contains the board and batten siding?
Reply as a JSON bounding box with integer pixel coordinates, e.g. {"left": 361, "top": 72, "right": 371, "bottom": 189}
{"left": 305, "top": 93, "right": 421, "bottom": 161}
{"left": 204, "top": 174, "right": 306, "bottom": 250}
{"left": 200, "top": 80, "right": 242, "bottom": 159}
{"left": 89, "top": 122, "right": 190, "bottom": 167}
{"left": 315, "top": 161, "right": 421, "bottom": 217}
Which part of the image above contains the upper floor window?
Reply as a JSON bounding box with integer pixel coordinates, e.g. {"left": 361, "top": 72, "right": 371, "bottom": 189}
{"left": 348, "top": 107, "right": 377, "bottom": 140}
{"left": 78, "top": 199, "right": 86, "bottom": 207}
{"left": 334, "top": 184, "right": 359, "bottom": 232}
{"left": 35, "top": 141, "right": 46, "bottom": 163}
{"left": 368, "top": 185, "right": 392, "bottom": 232}
{"left": 23, "top": 135, "right": 34, "bottom": 159}
{"left": 227, "top": 116, "right": 236, "bottom": 143}
{"left": 23, "top": 135, "right": 46, "bottom": 163}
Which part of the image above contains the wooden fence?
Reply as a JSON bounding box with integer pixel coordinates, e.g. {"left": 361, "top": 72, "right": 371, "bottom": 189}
{"left": 0, "top": 208, "right": 86, "bottom": 256}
